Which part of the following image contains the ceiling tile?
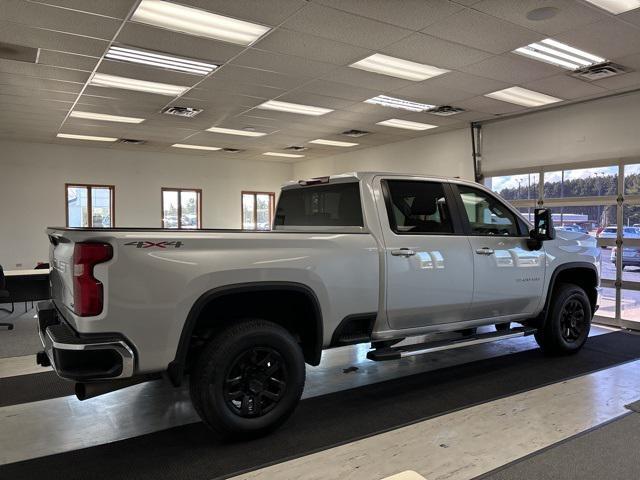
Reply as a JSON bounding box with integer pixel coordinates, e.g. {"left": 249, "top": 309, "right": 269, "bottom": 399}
{"left": 189, "top": 78, "right": 285, "bottom": 102}
{"left": 0, "top": 72, "right": 83, "bottom": 93}
{"left": 472, "top": 0, "right": 609, "bottom": 35}
{"left": 620, "top": 8, "right": 640, "bottom": 27}
{"left": 392, "top": 81, "right": 476, "bottom": 105}
{"left": 455, "top": 95, "right": 528, "bottom": 115}
{"left": 37, "top": 50, "right": 99, "bottom": 72}
{"left": 591, "top": 71, "right": 640, "bottom": 91}
{"left": 0, "top": 0, "right": 122, "bottom": 40}
{"left": 282, "top": 3, "right": 412, "bottom": 49}
{"left": 297, "top": 79, "right": 381, "bottom": 101}
{"left": 210, "top": 64, "right": 310, "bottom": 90}
{"left": 0, "top": 59, "right": 91, "bottom": 83}
{"left": 321, "top": 66, "right": 413, "bottom": 91}
{"left": 116, "top": 23, "right": 244, "bottom": 64}
{"left": 252, "top": 28, "right": 372, "bottom": 65}
{"left": 523, "top": 75, "right": 607, "bottom": 99}
{"left": 421, "top": 8, "right": 543, "bottom": 54}
{"left": 554, "top": 18, "right": 640, "bottom": 59}
{"left": 460, "top": 53, "right": 561, "bottom": 84}
{"left": 314, "top": 0, "right": 463, "bottom": 30}
{"left": 171, "top": 0, "right": 307, "bottom": 27}
{"left": 231, "top": 48, "right": 337, "bottom": 78}
{"left": 417, "top": 71, "right": 512, "bottom": 95}
{"left": 33, "top": 0, "right": 138, "bottom": 19}
{"left": 381, "top": 33, "right": 493, "bottom": 69}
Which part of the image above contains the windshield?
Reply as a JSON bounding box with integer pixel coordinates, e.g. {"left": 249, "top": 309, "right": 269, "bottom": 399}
{"left": 274, "top": 182, "right": 364, "bottom": 228}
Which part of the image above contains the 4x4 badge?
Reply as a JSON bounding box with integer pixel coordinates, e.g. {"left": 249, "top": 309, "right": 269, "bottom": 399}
{"left": 124, "top": 241, "right": 183, "bottom": 249}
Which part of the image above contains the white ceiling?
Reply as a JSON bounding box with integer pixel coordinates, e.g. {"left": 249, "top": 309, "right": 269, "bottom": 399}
{"left": 0, "top": 0, "right": 639, "bottom": 163}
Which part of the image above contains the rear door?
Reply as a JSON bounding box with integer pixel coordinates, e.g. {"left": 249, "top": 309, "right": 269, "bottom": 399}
{"left": 376, "top": 177, "right": 474, "bottom": 330}
{"left": 450, "top": 183, "right": 546, "bottom": 319}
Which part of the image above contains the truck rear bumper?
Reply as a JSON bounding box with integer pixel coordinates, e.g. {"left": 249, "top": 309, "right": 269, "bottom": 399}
{"left": 36, "top": 300, "right": 135, "bottom": 381}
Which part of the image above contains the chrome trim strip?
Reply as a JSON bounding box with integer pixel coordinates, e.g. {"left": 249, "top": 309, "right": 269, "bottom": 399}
{"left": 399, "top": 331, "right": 526, "bottom": 358}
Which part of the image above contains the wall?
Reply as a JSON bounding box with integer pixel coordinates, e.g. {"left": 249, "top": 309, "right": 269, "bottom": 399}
{"left": 293, "top": 128, "right": 474, "bottom": 180}
{"left": 0, "top": 139, "right": 293, "bottom": 269}
{"left": 482, "top": 89, "right": 640, "bottom": 174}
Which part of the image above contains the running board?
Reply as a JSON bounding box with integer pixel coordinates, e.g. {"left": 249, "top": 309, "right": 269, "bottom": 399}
{"left": 367, "top": 326, "right": 537, "bottom": 361}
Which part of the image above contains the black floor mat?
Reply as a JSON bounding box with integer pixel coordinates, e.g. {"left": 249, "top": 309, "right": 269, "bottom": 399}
{"left": 2, "top": 331, "right": 639, "bottom": 480}
{"left": 0, "top": 371, "right": 75, "bottom": 407}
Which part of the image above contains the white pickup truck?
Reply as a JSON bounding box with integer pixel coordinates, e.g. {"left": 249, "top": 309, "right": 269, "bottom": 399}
{"left": 37, "top": 172, "right": 599, "bottom": 438}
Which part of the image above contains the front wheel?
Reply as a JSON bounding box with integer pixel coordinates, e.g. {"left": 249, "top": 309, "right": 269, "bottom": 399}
{"left": 534, "top": 283, "right": 591, "bottom": 355}
{"left": 190, "top": 319, "right": 306, "bottom": 439}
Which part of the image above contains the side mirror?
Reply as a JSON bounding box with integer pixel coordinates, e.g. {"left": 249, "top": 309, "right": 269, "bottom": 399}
{"left": 529, "top": 208, "right": 555, "bottom": 248}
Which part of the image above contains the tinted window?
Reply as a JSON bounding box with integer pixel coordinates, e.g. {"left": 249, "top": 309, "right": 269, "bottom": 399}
{"left": 274, "top": 182, "right": 363, "bottom": 227}
{"left": 458, "top": 185, "right": 519, "bottom": 236}
{"left": 385, "top": 180, "right": 453, "bottom": 234}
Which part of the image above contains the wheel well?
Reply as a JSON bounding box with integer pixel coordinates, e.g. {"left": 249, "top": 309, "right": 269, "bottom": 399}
{"left": 549, "top": 266, "right": 598, "bottom": 313}
{"left": 174, "top": 286, "right": 322, "bottom": 384}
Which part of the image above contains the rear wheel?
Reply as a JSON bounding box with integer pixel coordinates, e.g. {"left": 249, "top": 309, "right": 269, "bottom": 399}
{"left": 534, "top": 283, "right": 591, "bottom": 355}
{"left": 190, "top": 319, "right": 306, "bottom": 439}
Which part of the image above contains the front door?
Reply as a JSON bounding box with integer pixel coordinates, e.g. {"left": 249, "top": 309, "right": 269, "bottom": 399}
{"left": 452, "top": 183, "right": 546, "bottom": 320}
{"left": 377, "top": 178, "right": 474, "bottom": 330}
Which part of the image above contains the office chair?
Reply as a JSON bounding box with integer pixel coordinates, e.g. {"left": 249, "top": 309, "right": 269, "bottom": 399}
{"left": 0, "top": 266, "right": 14, "bottom": 329}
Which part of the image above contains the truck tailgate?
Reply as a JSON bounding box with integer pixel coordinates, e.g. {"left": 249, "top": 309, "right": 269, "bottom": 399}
{"left": 48, "top": 230, "right": 76, "bottom": 313}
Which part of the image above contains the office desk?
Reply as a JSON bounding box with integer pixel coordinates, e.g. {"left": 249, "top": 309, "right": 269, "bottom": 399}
{"left": 3, "top": 270, "right": 50, "bottom": 312}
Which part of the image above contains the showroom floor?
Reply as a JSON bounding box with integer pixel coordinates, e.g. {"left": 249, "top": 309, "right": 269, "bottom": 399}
{"left": 0, "top": 309, "right": 639, "bottom": 480}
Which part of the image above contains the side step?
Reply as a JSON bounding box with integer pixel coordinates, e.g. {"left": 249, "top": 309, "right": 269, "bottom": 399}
{"left": 367, "top": 326, "right": 537, "bottom": 361}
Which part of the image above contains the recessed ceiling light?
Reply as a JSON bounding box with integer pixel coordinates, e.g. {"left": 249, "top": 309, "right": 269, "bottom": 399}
{"left": 309, "top": 139, "right": 359, "bottom": 147}
{"left": 89, "top": 73, "right": 189, "bottom": 96}
{"left": 350, "top": 53, "right": 449, "bottom": 81}
{"left": 582, "top": 0, "right": 640, "bottom": 14}
{"left": 365, "top": 95, "right": 435, "bottom": 112}
{"left": 257, "top": 100, "right": 333, "bottom": 116}
{"left": 485, "top": 86, "right": 562, "bottom": 107}
{"left": 514, "top": 38, "right": 606, "bottom": 70}
{"left": 57, "top": 133, "right": 117, "bottom": 142}
{"left": 206, "top": 126, "right": 268, "bottom": 137}
{"left": 105, "top": 45, "right": 218, "bottom": 75}
{"left": 263, "top": 152, "right": 305, "bottom": 158}
{"left": 376, "top": 119, "right": 438, "bottom": 131}
{"left": 172, "top": 143, "right": 221, "bottom": 151}
{"left": 131, "top": 0, "right": 271, "bottom": 46}
{"left": 69, "top": 111, "right": 145, "bottom": 124}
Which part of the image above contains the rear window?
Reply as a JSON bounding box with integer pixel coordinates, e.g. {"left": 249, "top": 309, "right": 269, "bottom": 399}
{"left": 604, "top": 228, "right": 616, "bottom": 233}
{"left": 274, "top": 182, "right": 364, "bottom": 228}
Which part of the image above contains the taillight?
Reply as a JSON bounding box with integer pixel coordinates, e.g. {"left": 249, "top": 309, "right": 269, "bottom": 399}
{"left": 73, "top": 242, "right": 113, "bottom": 316}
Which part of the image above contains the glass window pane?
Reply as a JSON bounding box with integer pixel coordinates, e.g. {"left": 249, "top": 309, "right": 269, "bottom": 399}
{"left": 621, "top": 288, "right": 640, "bottom": 324}
{"left": 550, "top": 205, "right": 612, "bottom": 236}
{"left": 544, "top": 167, "right": 617, "bottom": 198}
{"left": 484, "top": 173, "right": 539, "bottom": 201}
{"left": 256, "top": 194, "right": 271, "bottom": 231}
{"left": 385, "top": 181, "right": 453, "bottom": 234}
{"left": 243, "top": 194, "right": 255, "bottom": 230}
{"left": 180, "top": 190, "right": 199, "bottom": 229}
{"left": 91, "top": 187, "right": 112, "bottom": 228}
{"left": 598, "top": 286, "right": 616, "bottom": 319}
{"left": 67, "top": 186, "right": 88, "bottom": 227}
{"left": 624, "top": 163, "right": 640, "bottom": 194}
{"left": 162, "top": 190, "right": 179, "bottom": 229}
{"left": 458, "top": 185, "right": 518, "bottom": 236}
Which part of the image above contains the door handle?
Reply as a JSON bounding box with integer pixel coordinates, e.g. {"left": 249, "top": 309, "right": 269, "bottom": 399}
{"left": 475, "top": 247, "right": 495, "bottom": 255}
{"left": 391, "top": 248, "right": 416, "bottom": 257}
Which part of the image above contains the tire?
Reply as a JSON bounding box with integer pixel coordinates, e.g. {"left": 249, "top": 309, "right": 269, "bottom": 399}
{"left": 189, "top": 319, "right": 306, "bottom": 439}
{"left": 495, "top": 322, "right": 511, "bottom": 332}
{"left": 534, "top": 283, "right": 591, "bottom": 355}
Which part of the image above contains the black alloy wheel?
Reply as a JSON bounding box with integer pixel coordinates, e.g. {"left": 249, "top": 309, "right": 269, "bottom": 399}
{"left": 559, "top": 298, "right": 586, "bottom": 343}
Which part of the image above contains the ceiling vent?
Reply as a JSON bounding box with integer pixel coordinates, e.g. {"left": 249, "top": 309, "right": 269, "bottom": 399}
{"left": 118, "top": 138, "right": 146, "bottom": 145}
{"left": 285, "top": 145, "right": 308, "bottom": 152}
{"left": 341, "top": 129, "right": 370, "bottom": 137}
{"left": 162, "top": 106, "right": 203, "bottom": 118}
{"left": 222, "top": 148, "right": 243, "bottom": 153}
{"left": 427, "top": 105, "right": 465, "bottom": 116}
{"left": 0, "top": 42, "right": 39, "bottom": 63}
{"left": 569, "top": 62, "right": 631, "bottom": 81}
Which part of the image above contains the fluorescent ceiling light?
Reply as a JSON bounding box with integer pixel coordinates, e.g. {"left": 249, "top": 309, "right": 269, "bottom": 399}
{"left": 206, "top": 126, "right": 267, "bottom": 137}
{"left": 89, "top": 73, "right": 189, "bottom": 96}
{"left": 365, "top": 95, "right": 435, "bottom": 112}
{"left": 172, "top": 143, "right": 221, "bottom": 151}
{"left": 485, "top": 86, "right": 562, "bottom": 107}
{"left": 514, "top": 38, "right": 606, "bottom": 70}
{"left": 131, "top": 0, "right": 271, "bottom": 46}
{"left": 376, "top": 119, "right": 438, "bottom": 131}
{"left": 57, "top": 133, "right": 117, "bottom": 142}
{"left": 309, "top": 139, "right": 358, "bottom": 147}
{"left": 257, "top": 100, "right": 333, "bottom": 116}
{"left": 582, "top": 0, "right": 640, "bottom": 14}
{"left": 263, "top": 152, "right": 305, "bottom": 158}
{"left": 106, "top": 45, "right": 217, "bottom": 75}
{"left": 350, "top": 53, "right": 449, "bottom": 81}
{"left": 69, "top": 111, "right": 145, "bottom": 124}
